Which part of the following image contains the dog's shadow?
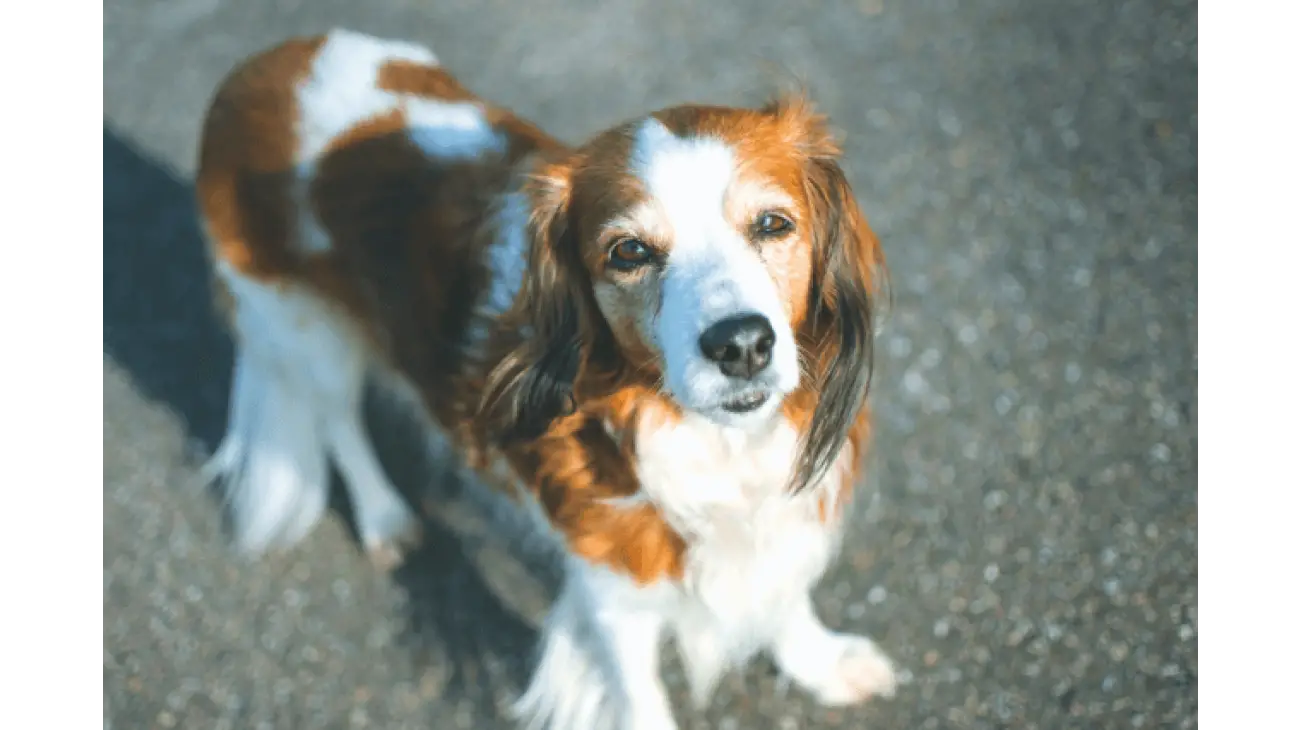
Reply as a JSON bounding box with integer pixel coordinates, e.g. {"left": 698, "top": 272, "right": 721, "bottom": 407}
{"left": 103, "top": 124, "right": 552, "bottom": 720}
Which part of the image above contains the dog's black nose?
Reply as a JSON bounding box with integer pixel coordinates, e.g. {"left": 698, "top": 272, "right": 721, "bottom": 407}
{"left": 698, "top": 313, "right": 776, "bottom": 379}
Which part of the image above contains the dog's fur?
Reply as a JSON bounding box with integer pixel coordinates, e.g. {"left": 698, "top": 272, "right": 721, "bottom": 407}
{"left": 196, "top": 29, "right": 895, "bottom": 730}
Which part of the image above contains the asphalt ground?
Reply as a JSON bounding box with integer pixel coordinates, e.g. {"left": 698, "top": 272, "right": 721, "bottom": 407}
{"left": 104, "top": 0, "right": 1197, "bottom": 727}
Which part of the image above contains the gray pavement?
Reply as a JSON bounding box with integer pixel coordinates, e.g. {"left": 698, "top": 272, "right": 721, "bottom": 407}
{"left": 103, "top": 0, "right": 1197, "bottom": 727}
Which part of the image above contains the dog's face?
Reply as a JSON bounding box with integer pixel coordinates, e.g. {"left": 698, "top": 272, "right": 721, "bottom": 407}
{"left": 485, "top": 97, "right": 886, "bottom": 490}
{"left": 571, "top": 110, "right": 814, "bottom": 428}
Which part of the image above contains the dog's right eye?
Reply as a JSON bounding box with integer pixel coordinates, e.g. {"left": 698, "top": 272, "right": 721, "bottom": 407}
{"left": 608, "top": 237, "right": 655, "bottom": 271}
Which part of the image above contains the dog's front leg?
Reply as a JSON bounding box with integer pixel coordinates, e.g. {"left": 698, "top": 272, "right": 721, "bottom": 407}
{"left": 513, "top": 559, "right": 678, "bottom": 730}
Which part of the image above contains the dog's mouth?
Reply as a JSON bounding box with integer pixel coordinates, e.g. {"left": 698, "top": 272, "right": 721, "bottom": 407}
{"left": 720, "top": 390, "right": 770, "bottom": 414}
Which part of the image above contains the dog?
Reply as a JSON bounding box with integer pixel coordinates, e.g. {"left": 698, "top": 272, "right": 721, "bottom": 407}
{"left": 195, "top": 28, "right": 895, "bottom": 730}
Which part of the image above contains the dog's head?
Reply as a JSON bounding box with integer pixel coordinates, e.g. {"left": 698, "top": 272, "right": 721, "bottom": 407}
{"left": 483, "top": 95, "right": 887, "bottom": 491}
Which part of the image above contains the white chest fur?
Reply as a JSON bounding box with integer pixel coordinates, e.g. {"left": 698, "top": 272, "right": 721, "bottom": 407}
{"left": 515, "top": 415, "right": 895, "bottom": 730}
{"left": 631, "top": 414, "right": 853, "bottom": 698}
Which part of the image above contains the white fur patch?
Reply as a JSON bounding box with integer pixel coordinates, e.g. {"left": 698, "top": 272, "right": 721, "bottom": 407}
{"left": 481, "top": 191, "right": 531, "bottom": 318}
{"left": 296, "top": 29, "right": 439, "bottom": 166}
{"left": 629, "top": 119, "right": 801, "bottom": 427}
{"left": 291, "top": 29, "right": 503, "bottom": 254}
{"left": 631, "top": 121, "right": 736, "bottom": 228}
{"left": 407, "top": 100, "right": 507, "bottom": 159}
{"left": 203, "top": 261, "right": 418, "bottom": 556}
{"left": 462, "top": 190, "right": 530, "bottom": 348}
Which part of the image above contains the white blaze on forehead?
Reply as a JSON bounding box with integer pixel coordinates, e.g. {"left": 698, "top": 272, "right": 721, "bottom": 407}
{"left": 629, "top": 118, "right": 802, "bottom": 417}
{"left": 630, "top": 119, "right": 739, "bottom": 260}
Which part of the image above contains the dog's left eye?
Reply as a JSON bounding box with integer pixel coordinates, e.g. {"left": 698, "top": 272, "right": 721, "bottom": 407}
{"left": 755, "top": 212, "right": 794, "bottom": 237}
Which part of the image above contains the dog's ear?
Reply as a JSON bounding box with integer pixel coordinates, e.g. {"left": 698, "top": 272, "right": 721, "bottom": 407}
{"left": 480, "top": 157, "right": 596, "bottom": 441}
{"left": 767, "top": 95, "right": 889, "bottom": 492}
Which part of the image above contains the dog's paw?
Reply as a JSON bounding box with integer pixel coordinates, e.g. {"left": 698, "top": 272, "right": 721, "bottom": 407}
{"left": 361, "top": 506, "right": 423, "bottom": 571}
{"left": 800, "top": 634, "right": 899, "bottom": 707}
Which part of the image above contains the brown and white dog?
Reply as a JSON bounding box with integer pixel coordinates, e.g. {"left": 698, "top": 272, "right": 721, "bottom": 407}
{"left": 196, "top": 28, "right": 895, "bottom": 730}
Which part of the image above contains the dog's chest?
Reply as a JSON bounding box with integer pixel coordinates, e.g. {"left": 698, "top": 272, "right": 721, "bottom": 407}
{"left": 632, "top": 417, "right": 845, "bottom": 629}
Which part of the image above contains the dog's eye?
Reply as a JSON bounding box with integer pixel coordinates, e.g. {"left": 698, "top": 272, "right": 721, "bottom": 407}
{"left": 608, "top": 238, "right": 654, "bottom": 270}
{"left": 755, "top": 212, "right": 794, "bottom": 237}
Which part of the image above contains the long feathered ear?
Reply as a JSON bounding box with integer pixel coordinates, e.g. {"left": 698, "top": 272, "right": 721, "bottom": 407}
{"left": 480, "top": 158, "right": 594, "bottom": 441}
{"left": 771, "top": 96, "right": 889, "bottom": 493}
